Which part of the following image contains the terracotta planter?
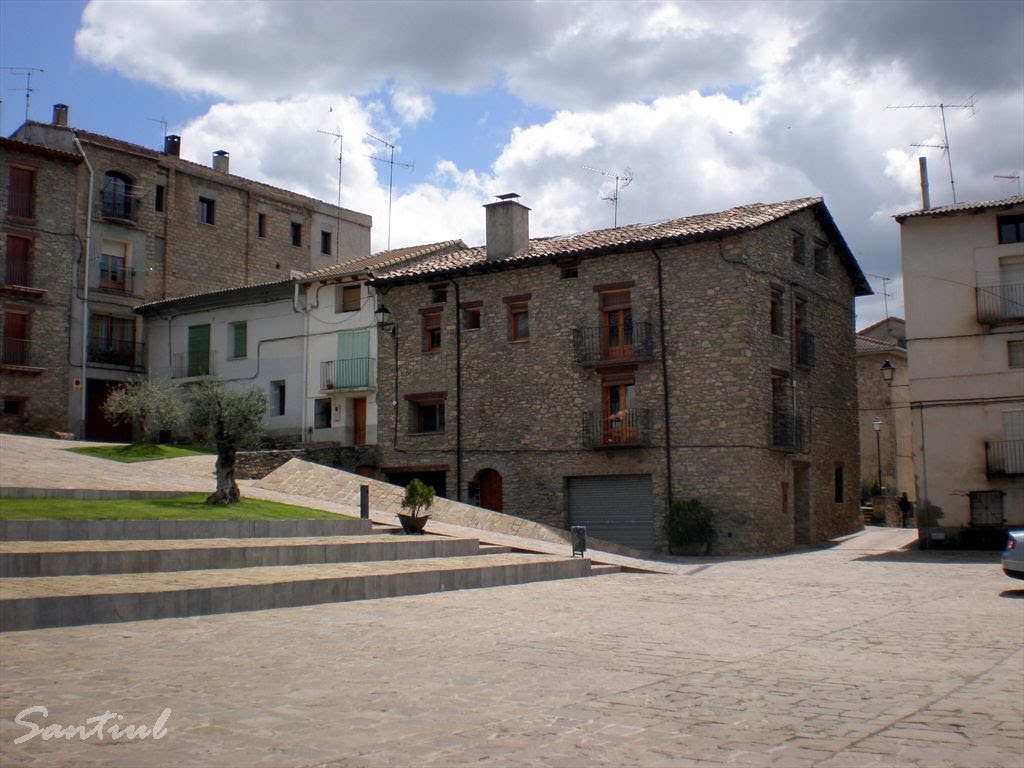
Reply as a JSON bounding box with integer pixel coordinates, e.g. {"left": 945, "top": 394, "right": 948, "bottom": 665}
{"left": 398, "top": 514, "right": 430, "bottom": 534}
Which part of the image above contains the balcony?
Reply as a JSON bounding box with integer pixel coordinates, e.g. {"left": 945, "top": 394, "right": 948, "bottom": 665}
{"left": 172, "top": 351, "right": 212, "bottom": 379}
{"left": 1, "top": 260, "right": 46, "bottom": 299}
{"left": 986, "top": 440, "right": 1024, "bottom": 477}
{"left": 583, "top": 408, "right": 652, "bottom": 448}
{"left": 573, "top": 322, "right": 654, "bottom": 365}
{"left": 0, "top": 337, "right": 43, "bottom": 373}
{"left": 320, "top": 357, "right": 375, "bottom": 391}
{"left": 977, "top": 282, "right": 1024, "bottom": 325}
{"left": 772, "top": 413, "right": 806, "bottom": 451}
{"left": 6, "top": 191, "right": 34, "bottom": 219}
{"left": 88, "top": 337, "right": 145, "bottom": 369}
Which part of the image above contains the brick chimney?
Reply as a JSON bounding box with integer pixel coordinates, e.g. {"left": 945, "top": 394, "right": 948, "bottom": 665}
{"left": 164, "top": 135, "right": 181, "bottom": 157}
{"left": 213, "top": 150, "right": 229, "bottom": 173}
{"left": 52, "top": 103, "right": 69, "bottom": 127}
{"left": 484, "top": 194, "right": 530, "bottom": 261}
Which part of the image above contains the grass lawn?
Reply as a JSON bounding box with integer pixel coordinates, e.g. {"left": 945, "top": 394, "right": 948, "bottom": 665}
{"left": 0, "top": 495, "right": 348, "bottom": 520}
{"left": 66, "top": 444, "right": 214, "bottom": 463}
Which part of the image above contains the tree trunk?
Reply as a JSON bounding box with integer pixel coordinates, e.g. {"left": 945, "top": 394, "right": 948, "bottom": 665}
{"left": 206, "top": 443, "right": 240, "bottom": 504}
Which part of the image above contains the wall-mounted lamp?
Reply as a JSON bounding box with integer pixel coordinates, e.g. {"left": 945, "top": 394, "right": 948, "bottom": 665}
{"left": 375, "top": 304, "right": 395, "bottom": 335}
{"left": 880, "top": 359, "right": 896, "bottom": 385}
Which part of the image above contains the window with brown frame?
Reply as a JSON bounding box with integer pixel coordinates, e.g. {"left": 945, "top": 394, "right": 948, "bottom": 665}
{"left": 4, "top": 235, "right": 32, "bottom": 286}
{"left": 7, "top": 166, "right": 35, "bottom": 219}
{"left": 336, "top": 284, "right": 361, "bottom": 313}
{"left": 504, "top": 295, "right": 530, "bottom": 342}
{"left": 601, "top": 289, "right": 633, "bottom": 359}
{"left": 406, "top": 392, "right": 446, "bottom": 434}
{"left": 601, "top": 369, "right": 636, "bottom": 444}
{"left": 422, "top": 308, "right": 442, "bottom": 352}
{"left": 461, "top": 301, "right": 482, "bottom": 330}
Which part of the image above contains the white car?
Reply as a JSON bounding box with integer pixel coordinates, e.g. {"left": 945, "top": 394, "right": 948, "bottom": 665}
{"left": 1003, "top": 531, "right": 1024, "bottom": 581}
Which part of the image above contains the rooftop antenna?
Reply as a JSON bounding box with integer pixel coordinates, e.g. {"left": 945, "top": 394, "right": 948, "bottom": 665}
{"left": 147, "top": 116, "right": 168, "bottom": 144}
{"left": 583, "top": 165, "right": 633, "bottom": 227}
{"left": 366, "top": 132, "right": 414, "bottom": 250}
{"left": 995, "top": 174, "right": 1022, "bottom": 196}
{"left": 2, "top": 67, "right": 44, "bottom": 123}
{"left": 866, "top": 272, "right": 894, "bottom": 319}
{"left": 318, "top": 120, "right": 345, "bottom": 262}
{"left": 886, "top": 97, "right": 975, "bottom": 203}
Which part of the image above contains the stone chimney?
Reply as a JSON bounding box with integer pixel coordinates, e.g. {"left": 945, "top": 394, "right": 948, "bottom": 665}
{"left": 52, "top": 103, "right": 69, "bottom": 127}
{"left": 213, "top": 150, "right": 229, "bottom": 173}
{"left": 164, "top": 135, "right": 181, "bottom": 157}
{"left": 484, "top": 194, "right": 530, "bottom": 261}
{"left": 919, "top": 156, "right": 930, "bottom": 211}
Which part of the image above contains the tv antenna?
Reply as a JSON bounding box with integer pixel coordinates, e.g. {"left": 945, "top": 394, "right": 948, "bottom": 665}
{"left": 147, "top": 116, "right": 168, "bottom": 144}
{"left": 994, "top": 174, "right": 1022, "bottom": 195}
{"left": 367, "top": 133, "right": 413, "bottom": 250}
{"left": 886, "top": 97, "right": 974, "bottom": 203}
{"left": 318, "top": 122, "right": 345, "bottom": 262}
{"left": 2, "top": 67, "right": 44, "bottom": 123}
{"left": 583, "top": 165, "right": 633, "bottom": 227}
{"left": 866, "top": 272, "right": 894, "bottom": 319}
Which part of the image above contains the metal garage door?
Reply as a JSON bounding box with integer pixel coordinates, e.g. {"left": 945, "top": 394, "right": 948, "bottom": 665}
{"left": 567, "top": 475, "right": 655, "bottom": 550}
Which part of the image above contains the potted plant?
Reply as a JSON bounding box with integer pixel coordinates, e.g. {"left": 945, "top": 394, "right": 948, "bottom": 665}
{"left": 664, "top": 498, "right": 716, "bottom": 555}
{"left": 398, "top": 478, "right": 435, "bottom": 534}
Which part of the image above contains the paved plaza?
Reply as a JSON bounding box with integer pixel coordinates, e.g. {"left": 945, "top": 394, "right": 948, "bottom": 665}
{"left": 0, "top": 434, "right": 1022, "bottom": 767}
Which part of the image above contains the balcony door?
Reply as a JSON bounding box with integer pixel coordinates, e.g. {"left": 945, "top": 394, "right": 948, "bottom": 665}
{"left": 2, "top": 311, "right": 28, "bottom": 365}
{"left": 602, "top": 374, "right": 635, "bottom": 444}
{"left": 601, "top": 290, "right": 633, "bottom": 360}
{"left": 1000, "top": 257, "right": 1024, "bottom": 320}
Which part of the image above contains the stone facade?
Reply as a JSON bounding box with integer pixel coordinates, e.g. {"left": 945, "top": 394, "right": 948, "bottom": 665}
{"left": 0, "top": 104, "right": 371, "bottom": 438}
{"left": 372, "top": 198, "right": 869, "bottom": 554}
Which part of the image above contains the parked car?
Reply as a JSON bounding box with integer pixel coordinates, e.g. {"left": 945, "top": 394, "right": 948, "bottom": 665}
{"left": 1002, "top": 531, "right": 1024, "bottom": 580}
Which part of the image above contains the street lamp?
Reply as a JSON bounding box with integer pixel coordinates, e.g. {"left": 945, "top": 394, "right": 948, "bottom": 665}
{"left": 881, "top": 359, "right": 896, "bottom": 384}
{"left": 872, "top": 416, "right": 883, "bottom": 492}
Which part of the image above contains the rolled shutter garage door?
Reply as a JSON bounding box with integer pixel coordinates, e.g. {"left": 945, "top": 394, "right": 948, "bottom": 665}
{"left": 567, "top": 475, "right": 655, "bottom": 550}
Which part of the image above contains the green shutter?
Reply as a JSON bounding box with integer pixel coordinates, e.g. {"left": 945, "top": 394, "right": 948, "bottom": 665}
{"left": 188, "top": 324, "right": 210, "bottom": 376}
{"left": 336, "top": 330, "right": 370, "bottom": 387}
{"left": 232, "top": 322, "right": 247, "bottom": 359}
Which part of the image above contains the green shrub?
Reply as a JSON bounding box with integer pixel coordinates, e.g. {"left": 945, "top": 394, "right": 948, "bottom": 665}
{"left": 400, "top": 478, "right": 435, "bottom": 518}
{"left": 664, "top": 498, "right": 716, "bottom": 549}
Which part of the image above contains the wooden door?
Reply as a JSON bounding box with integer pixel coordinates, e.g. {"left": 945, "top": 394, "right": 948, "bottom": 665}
{"left": 478, "top": 469, "right": 503, "bottom": 512}
{"left": 352, "top": 397, "right": 367, "bottom": 446}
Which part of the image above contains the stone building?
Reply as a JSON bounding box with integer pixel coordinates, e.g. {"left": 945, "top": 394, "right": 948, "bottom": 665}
{"left": 897, "top": 193, "right": 1024, "bottom": 538}
{"left": 371, "top": 195, "right": 871, "bottom": 553}
{"left": 1, "top": 103, "right": 371, "bottom": 438}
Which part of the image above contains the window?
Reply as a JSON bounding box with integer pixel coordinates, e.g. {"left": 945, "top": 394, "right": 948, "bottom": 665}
{"left": 270, "top": 381, "right": 286, "bottom": 416}
{"left": 99, "top": 240, "right": 128, "bottom": 292}
{"left": 89, "top": 314, "right": 136, "bottom": 366}
{"left": 431, "top": 286, "right": 448, "bottom": 303}
{"left": 792, "top": 230, "right": 805, "bottom": 264}
{"left": 834, "top": 465, "right": 844, "bottom": 503}
{"left": 3, "top": 398, "right": 26, "bottom": 416}
{"left": 102, "top": 172, "right": 134, "bottom": 219}
{"left": 4, "top": 235, "right": 32, "bottom": 286}
{"left": 770, "top": 285, "right": 784, "bottom": 336}
{"left": 813, "top": 240, "right": 829, "bottom": 275}
{"left": 407, "top": 393, "right": 446, "bottom": 434}
{"left": 1009, "top": 340, "right": 1024, "bottom": 368}
{"left": 321, "top": 230, "right": 332, "bottom": 256}
{"left": 198, "top": 196, "right": 215, "bottom": 225}
{"left": 794, "top": 297, "right": 814, "bottom": 366}
{"left": 999, "top": 256, "right": 1024, "bottom": 321}
{"left": 257, "top": 212, "right": 267, "bottom": 238}
{"left": 2, "top": 310, "right": 29, "bottom": 365}
{"left": 290, "top": 221, "right": 302, "bottom": 247}
{"left": 422, "top": 308, "right": 442, "bottom": 352}
{"left": 601, "top": 290, "right": 632, "bottom": 358}
{"left": 505, "top": 295, "right": 530, "bottom": 342}
{"left": 154, "top": 184, "right": 165, "bottom": 213}
{"left": 998, "top": 214, "right": 1024, "bottom": 244}
{"left": 969, "top": 490, "right": 1004, "bottom": 526}
{"left": 7, "top": 166, "right": 35, "bottom": 218}
{"left": 336, "top": 284, "right": 360, "bottom": 313}
{"left": 601, "top": 372, "right": 637, "bottom": 444}
{"left": 187, "top": 324, "right": 211, "bottom": 376}
{"left": 314, "top": 398, "right": 332, "bottom": 429}
{"left": 461, "top": 302, "right": 482, "bottom": 330}
{"left": 560, "top": 261, "right": 579, "bottom": 279}
{"left": 229, "top": 321, "right": 247, "bottom": 359}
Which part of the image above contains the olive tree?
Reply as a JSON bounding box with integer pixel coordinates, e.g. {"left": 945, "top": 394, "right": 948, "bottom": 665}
{"left": 187, "top": 380, "right": 267, "bottom": 505}
{"left": 103, "top": 378, "right": 183, "bottom": 443}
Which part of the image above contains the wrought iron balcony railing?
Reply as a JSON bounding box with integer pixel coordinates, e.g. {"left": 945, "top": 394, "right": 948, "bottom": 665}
{"left": 3, "top": 259, "right": 32, "bottom": 287}
{"left": 772, "top": 413, "right": 806, "bottom": 451}
{"left": 1, "top": 336, "right": 32, "bottom": 367}
{"left": 320, "top": 357, "right": 375, "bottom": 391}
{"left": 573, "top": 322, "right": 654, "bottom": 365}
{"left": 977, "top": 282, "right": 1024, "bottom": 325}
{"left": 582, "top": 408, "right": 652, "bottom": 448}
{"left": 87, "top": 337, "right": 145, "bottom": 369}
{"left": 986, "top": 440, "right": 1024, "bottom": 477}
{"left": 6, "top": 191, "right": 34, "bottom": 219}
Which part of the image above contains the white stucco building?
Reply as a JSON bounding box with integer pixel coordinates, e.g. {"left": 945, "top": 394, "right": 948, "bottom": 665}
{"left": 896, "top": 194, "right": 1024, "bottom": 537}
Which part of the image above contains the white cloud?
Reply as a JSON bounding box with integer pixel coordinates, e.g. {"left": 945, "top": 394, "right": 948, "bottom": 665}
{"left": 390, "top": 86, "right": 434, "bottom": 125}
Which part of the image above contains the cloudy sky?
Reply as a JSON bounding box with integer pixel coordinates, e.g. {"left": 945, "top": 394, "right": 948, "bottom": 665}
{"left": 3, "top": 0, "right": 1022, "bottom": 329}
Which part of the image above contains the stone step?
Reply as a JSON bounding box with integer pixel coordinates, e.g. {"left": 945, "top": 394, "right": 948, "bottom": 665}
{"left": 0, "top": 518, "right": 371, "bottom": 542}
{"left": 0, "top": 534, "right": 483, "bottom": 577}
{"left": 0, "top": 553, "right": 593, "bottom": 631}
{"left": 589, "top": 564, "right": 623, "bottom": 576}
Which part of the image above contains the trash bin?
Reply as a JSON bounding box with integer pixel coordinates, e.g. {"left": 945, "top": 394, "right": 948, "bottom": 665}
{"left": 571, "top": 525, "right": 587, "bottom": 557}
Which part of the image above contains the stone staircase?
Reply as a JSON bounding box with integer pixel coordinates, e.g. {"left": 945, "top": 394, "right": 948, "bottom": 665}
{"left": 0, "top": 518, "right": 607, "bottom": 632}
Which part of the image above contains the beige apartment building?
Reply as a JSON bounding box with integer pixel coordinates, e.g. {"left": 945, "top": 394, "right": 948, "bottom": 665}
{"left": 897, "top": 195, "right": 1024, "bottom": 539}
{"left": 1, "top": 104, "right": 371, "bottom": 438}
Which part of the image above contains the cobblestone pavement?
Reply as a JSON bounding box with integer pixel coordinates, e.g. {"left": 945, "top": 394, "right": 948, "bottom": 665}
{"left": 1, "top": 528, "right": 1021, "bottom": 767}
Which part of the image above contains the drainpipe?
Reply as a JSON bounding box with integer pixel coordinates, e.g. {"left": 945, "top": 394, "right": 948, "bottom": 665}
{"left": 449, "top": 277, "right": 463, "bottom": 501}
{"left": 72, "top": 134, "right": 94, "bottom": 439}
{"left": 293, "top": 282, "right": 310, "bottom": 441}
{"left": 653, "top": 251, "right": 674, "bottom": 508}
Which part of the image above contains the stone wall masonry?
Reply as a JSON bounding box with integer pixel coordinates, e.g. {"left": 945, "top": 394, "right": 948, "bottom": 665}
{"left": 236, "top": 444, "right": 380, "bottom": 480}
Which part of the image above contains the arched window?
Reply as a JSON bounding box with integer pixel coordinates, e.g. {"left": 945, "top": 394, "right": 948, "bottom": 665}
{"left": 102, "top": 171, "right": 134, "bottom": 219}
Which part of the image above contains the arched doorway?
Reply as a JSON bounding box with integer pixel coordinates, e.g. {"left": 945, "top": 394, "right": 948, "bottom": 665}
{"left": 476, "top": 469, "right": 503, "bottom": 513}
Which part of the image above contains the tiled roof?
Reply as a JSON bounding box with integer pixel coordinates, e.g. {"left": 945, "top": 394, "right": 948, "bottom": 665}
{"left": 0, "top": 136, "right": 82, "bottom": 162}
{"left": 374, "top": 197, "right": 869, "bottom": 294}
{"left": 894, "top": 194, "right": 1024, "bottom": 221}
{"left": 297, "top": 240, "right": 468, "bottom": 283}
{"left": 855, "top": 334, "right": 904, "bottom": 354}
{"left": 133, "top": 277, "right": 295, "bottom": 313}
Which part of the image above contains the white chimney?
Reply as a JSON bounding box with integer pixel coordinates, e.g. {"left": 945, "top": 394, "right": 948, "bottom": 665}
{"left": 919, "top": 156, "right": 930, "bottom": 211}
{"left": 213, "top": 150, "right": 230, "bottom": 173}
{"left": 52, "top": 103, "right": 69, "bottom": 127}
{"left": 484, "top": 194, "right": 530, "bottom": 261}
